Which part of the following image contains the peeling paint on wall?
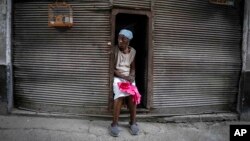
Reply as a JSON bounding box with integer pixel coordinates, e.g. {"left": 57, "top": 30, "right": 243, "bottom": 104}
{"left": 1, "top": 3, "right": 6, "bottom": 14}
{"left": 0, "top": 22, "right": 6, "bottom": 33}
{"left": 0, "top": 1, "right": 6, "bottom": 65}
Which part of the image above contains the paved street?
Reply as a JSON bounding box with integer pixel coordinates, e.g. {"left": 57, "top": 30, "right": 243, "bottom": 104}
{"left": 0, "top": 114, "right": 248, "bottom": 141}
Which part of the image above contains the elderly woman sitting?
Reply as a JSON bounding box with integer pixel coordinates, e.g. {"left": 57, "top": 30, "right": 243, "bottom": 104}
{"left": 110, "top": 29, "right": 140, "bottom": 137}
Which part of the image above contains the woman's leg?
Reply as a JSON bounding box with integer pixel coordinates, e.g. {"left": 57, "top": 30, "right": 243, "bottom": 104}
{"left": 112, "top": 97, "right": 123, "bottom": 126}
{"left": 127, "top": 96, "right": 139, "bottom": 135}
{"left": 127, "top": 96, "right": 136, "bottom": 124}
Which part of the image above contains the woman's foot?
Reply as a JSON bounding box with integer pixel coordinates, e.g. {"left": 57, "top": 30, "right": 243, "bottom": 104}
{"left": 129, "top": 122, "right": 139, "bottom": 135}
{"left": 109, "top": 123, "right": 120, "bottom": 137}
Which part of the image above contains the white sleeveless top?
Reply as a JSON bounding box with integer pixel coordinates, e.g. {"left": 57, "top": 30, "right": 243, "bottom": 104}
{"left": 115, "top": 47, "right": 136, "bottom": 76}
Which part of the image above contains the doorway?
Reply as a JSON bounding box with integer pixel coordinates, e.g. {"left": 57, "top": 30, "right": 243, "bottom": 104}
{"left": 111, "top": 9, "right": 152, "bottom": 109}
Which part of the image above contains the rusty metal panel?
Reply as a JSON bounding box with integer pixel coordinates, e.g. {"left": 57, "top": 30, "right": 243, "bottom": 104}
{"left": 113, "top": 0, "right": 151, "bottom": 9}
{"left": 153, "top": 0, "right": 242, "bottom": 110}
{"left": 13, "top": 1, "right": 111, "bottom": 109}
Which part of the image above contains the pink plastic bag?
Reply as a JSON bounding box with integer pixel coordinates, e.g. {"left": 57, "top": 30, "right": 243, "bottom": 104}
{"left": 118, "top": 82, "right": 141, "bottom": 105}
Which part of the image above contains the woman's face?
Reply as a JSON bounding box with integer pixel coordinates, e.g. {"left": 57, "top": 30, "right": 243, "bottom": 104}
{"left": 118, "top": 35, "right": 129, "bottom": 51}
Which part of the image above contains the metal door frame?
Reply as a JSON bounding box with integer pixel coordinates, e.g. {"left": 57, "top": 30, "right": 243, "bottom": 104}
{"left": 109, "top": 9, "right": 153, "bottom": 109}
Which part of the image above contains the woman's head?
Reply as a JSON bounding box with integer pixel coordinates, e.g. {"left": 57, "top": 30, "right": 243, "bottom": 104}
{"left": 118, "top": 29, "right": 133, "bottom": 51}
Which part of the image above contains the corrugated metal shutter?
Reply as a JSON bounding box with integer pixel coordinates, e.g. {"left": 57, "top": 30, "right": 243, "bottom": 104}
{"left": 153, "top": 0, "right": 242, "bottom": 111}
{"left": 113, "top": 0, "right": 151, "bottom": 9}
{"left": 13, "top": 1, "right": 111, "bottom": 111}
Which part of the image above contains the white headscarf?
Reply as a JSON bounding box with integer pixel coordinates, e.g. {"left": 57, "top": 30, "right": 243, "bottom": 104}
{"left": 119, "top": 29, "right": 133, "bottom": 40}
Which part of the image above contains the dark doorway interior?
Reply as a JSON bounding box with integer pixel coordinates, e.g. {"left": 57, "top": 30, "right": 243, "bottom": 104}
{"left": 115, "top": 13, "right": 148, "bottom": 108}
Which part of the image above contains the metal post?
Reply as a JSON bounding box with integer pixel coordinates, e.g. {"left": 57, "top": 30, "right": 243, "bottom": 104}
{"left": 6, "top": 0, "right": 13, "bottom": 113}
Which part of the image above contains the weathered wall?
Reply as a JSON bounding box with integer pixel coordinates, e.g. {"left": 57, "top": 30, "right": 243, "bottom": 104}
{"left": 0, "top": 0, "right": 248, "bottom": 117}
{"left": 0, "top": 0, "right": 7, "bottom": 114}
{"left": 240, "top": 0, "right": 250, "bottom": 120}
{"left": 0, "top": 0, "right": 6, "bottom": 65}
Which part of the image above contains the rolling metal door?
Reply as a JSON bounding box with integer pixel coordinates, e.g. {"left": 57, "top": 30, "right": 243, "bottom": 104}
{"left": 153, "top": 0, "right": 242, "bottom": 111}
{"left": 13, "top": 1, "right": 111, "bottom": 111}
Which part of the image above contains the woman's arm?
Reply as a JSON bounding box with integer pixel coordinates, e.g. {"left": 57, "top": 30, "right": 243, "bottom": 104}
{"left": 114, "top": 69, "right": 125, "bottom": 79}
{"left": 128, "top": 59, "right": 136, "bottom": 82}
{"left": 114, "top": 59, "right": 135, "bottom": 82}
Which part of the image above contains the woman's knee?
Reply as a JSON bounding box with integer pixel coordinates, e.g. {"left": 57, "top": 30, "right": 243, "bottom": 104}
{"left": 114, "top": 97, "right": 124, "bottom": 103}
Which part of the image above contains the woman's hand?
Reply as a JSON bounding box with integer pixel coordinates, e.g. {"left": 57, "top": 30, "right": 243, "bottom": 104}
{"left": 128, "top": 75, "right": 135, "bottom": 83}
{"left": 123, "top": 75, "right": 135, "bottom": 83}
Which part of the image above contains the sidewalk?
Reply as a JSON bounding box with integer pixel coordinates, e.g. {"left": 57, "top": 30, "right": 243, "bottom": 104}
{"left": 0, "top": 114, "right": 249, "bottom": 141}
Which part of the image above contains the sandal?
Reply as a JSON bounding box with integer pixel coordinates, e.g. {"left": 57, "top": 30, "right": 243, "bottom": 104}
{"left": 109, "top": 124, "right": 120, "bottom": 137}
{"left": 129, "top": 123, "right": 139, "bottom": 135}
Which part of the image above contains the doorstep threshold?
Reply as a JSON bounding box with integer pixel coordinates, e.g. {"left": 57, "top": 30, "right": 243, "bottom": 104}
{"left": 11, "top": 107, "right": 150, "bottom": 118}
{"left": 10, "top": 108, "right": 239, "bottom": 123}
